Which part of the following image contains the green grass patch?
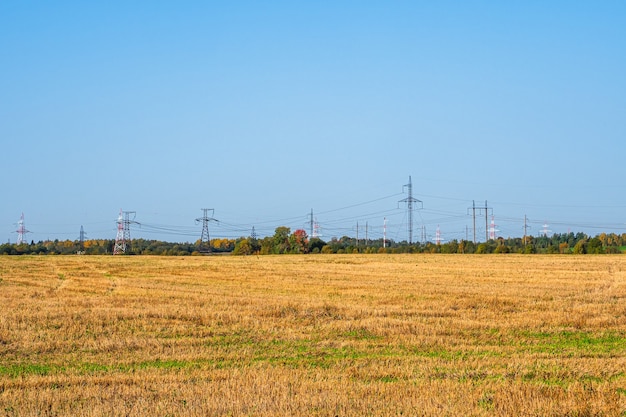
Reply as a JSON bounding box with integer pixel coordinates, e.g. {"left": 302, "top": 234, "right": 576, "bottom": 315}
{"left": 133, "top": 359, "right": 192, "bottom": 371}
{"left": 408, "top": 346, "right": 502, "bottom": 360}
{"left": 517, "top": 330, "right": 626, "bottom": 356}
{"left": 377, "top": 375, "right": 399, "bottom": 383}
{"left": 0, "top": 359, "right": 202, "bottom": 378}
{"left": 252, "top": 338, "right": 367, "bottom": 368}
{"left": 76, "top": 362, "right": 110, "bottom": 374}
{"left": 342, "top": 327, "right": 381, "bottom": 341}
{"left": 0, "top": 363, "right": 54, "bottom": 377}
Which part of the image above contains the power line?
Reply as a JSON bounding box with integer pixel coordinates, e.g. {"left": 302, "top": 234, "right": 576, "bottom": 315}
{"left": 6, "top": 177, "right": 626, "bottom": 243}
{"left": 316, "top": 192, "right": 404, "bottom": 215}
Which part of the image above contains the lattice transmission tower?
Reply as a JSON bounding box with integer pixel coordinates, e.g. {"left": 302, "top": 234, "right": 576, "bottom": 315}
{"left": 398, "top": 176, "right": 423, "bottom": 244}
{"left": 15, "top": 213, "right": 30, "bottom": 245}
{"left": 113, "top": 209, "right": 137, "bottom": 255}
{"left": 309, "top": 209, "right": 322, "bottom": 239}
{"left": 196, "top": 208, "right": 217, "bottom": 253}
{"left": 78, "top": 225, "right": 87, "bottom": 253}
{"left": 540, "top": 222, "right": 552, "bottom": 237}
{"left": 489, "top": 216, "right": 499, "bottom": 240}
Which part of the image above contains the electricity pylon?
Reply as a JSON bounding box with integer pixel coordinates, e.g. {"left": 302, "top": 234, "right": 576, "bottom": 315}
{"left": 399, "top": 176, "right": 423, "bottom": 244}
{"left": 113, "top": 210, "right": 138, "bottom": 255}
{"left": 196, "top": 208, "right": 218, "bottom": 253}
{"left": 15, "top": 213, "right": 30, "bottom": 245}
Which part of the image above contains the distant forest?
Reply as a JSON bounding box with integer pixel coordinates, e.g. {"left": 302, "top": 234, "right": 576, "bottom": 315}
{"left": 2, "top": 227, "right": 625, "bottom": 255}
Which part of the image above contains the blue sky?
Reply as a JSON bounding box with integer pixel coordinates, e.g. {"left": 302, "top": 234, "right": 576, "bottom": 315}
{"left": 1, "top": 1, "right": 625, "bottom": 244}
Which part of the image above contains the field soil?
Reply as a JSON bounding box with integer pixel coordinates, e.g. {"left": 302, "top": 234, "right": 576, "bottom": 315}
{"left": 1, "top": 254, "right": 625, "bottom": 416}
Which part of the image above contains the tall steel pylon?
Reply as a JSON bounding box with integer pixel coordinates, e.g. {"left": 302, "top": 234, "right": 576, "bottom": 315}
{"left": 467, "top": 200, "right": 492, "bottom": 243}
{"left": 309, "top": 209, "right": 322, "bottom": 239}
{"left": 78, "top": 225, "right": 87, "bottom": 252}
{"left": 399, "top": 176, "right": 423, "bottom": 244}
{"left": 196, "top": 208, "right": 217, "bottom": 253}
{"left": 113, "top": 209, "right": 137, "bottom": 255}
{"left": 15, "top": 213, "right": 30, "bottom": 245}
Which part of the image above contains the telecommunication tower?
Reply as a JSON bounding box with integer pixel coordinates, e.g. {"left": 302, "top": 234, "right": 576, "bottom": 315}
{"left": 196, "top": 208, "right": 217, "bottom": 253}
{"left": 15, "top": 213, "right": 30, "bottom": 245}
{"left": 113, "top": 209, "right": 137, "bottom": 255}
{"left": 399, "top": 176, "right": 423, "bottom": 244}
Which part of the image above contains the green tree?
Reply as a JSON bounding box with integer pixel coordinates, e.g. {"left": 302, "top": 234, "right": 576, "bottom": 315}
{"left": 573, "top": 239, "right": 587, "bottom": 254}
{"left": 233, "top": 238, "right": 253, "bottom": 255}
{"left": 476, "top": 244, "right": 488, "bottom": 254}
{"left": 446, "top": 239, "right": 459, "bottom": 254}
{"left": 587, "top": 237, "right": 603, "bottom": 254}
{"left": 272, "top": 227, "right": 291, "bottom": 254}
{"left": 259, "top": 237, "right": 273, "bottom": 255}
{"left": 494, "top": 244, "right": 510, "bottom": 254}
{"left": 308, "top": 237, "right": 326, "bottom": 254}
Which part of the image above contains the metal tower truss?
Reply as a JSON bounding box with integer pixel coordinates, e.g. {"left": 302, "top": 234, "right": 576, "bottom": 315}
{"left": 398, "top": 176, "right": 423, "bottom": 244}
{"left": 196, "top": 208, "right": 218, "bottom": 253}
{"left": 15, "top": 213, "right": 30, "bottom": 245}
{"left": 113, "top": 210, "right": 138, "bottom": 255}
{"left": 489, "top": 216, "right": 500, "bottom": 240}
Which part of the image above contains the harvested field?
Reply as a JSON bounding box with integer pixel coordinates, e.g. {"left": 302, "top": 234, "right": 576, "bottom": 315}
{"left": 0, "top": 254, "right": 625, "bottom": 416}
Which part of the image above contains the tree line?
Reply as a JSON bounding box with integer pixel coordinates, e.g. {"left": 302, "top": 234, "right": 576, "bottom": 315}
{"left": 2, "top": 228, "right": 625, "bottom": 256}
{"left": 0, "top": 238, "right": 234, "bottom": 256}
{"left": 232, "top": 229, "right": 626, "bottom": 255}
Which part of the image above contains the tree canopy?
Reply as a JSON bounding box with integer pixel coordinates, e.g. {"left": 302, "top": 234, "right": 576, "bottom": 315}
{"left": 2, "top": 231, "right": 625, "bottom": 256}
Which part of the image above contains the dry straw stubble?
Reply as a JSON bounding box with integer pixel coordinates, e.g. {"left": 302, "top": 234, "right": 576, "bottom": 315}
{"left": 0, "top": 254, "right": 625, "bottom": 416}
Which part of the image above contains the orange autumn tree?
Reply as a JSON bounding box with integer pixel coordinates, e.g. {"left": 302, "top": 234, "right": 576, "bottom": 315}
{"left": 290, "top": 229, "right": 309, "bottom": 254}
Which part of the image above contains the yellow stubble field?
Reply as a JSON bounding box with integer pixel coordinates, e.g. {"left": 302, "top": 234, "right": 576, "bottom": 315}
{"left": 0, "top": 254, "right": 625, "bottom": 416}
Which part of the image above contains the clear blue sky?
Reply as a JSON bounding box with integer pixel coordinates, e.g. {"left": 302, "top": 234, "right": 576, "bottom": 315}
{"left": 2, "top": 1, "right": 625, "bottom": 244}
